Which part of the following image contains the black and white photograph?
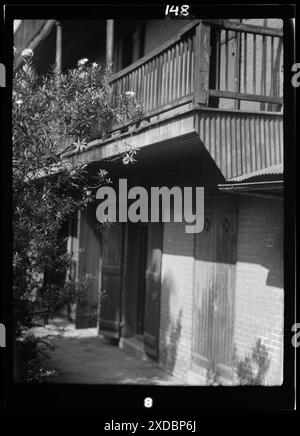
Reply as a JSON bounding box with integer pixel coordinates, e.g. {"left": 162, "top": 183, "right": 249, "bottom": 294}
{"left": 0, "top": 2, "right": 297, "bottom": 417}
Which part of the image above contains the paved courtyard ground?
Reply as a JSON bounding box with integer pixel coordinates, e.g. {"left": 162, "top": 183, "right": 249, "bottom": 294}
{"left": 30, "top": 318, "right": 185, "bottom": 385}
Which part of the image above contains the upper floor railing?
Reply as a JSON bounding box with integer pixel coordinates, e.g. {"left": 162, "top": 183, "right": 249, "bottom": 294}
{"left": 110, "top": 21, "right": 196, "bottom": 117}
{"left": 110, "top": 19, "right": 283, "bottom": 118}
{"left": 205, "top": 20, "right": 283, "bottom": 112}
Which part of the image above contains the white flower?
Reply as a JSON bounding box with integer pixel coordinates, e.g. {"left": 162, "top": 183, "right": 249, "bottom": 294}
{"left": 78, "top": 72, "right": 87, "bottom": 78}
{"left": 78, "top": 58, "right": 88, "bottom": 66}
{"left": 92, "top": 62, "right": 98, "bottom": 68}
{"left": 98, "top": 169, "right": 108, "bottom": 177}
{"left": 125, "top": 91, "right": 135, "bottom": 97}
{"left": 122, "top": 153, "right": 135, "bottom": 165}
{"left": 22, "top": 64, "right": 30, "bottom": 73}
{"left": 72, "top": 138, "right": 88, "bottom": 153}
{"left": 21, "top": 48, "right": 33, "bottom": 58}
{"left": 13, "top": 46, "right": 16, "bottom": 54}
{"left": 15, "top": 99, "right": 23, "bottom": 105}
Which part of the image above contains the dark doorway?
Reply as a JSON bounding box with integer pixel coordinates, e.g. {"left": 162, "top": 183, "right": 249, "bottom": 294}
{"left": 121, "top": 222, "right": 162, "bottom": 359}
{"left": 113, "top": 20, "right": 145, "bottom": 71}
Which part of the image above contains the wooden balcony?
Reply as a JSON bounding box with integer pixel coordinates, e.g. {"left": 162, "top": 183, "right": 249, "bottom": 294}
{"left": 110, "top": 19, "right": 283, "bottom": 179}
{"left": 111, "top": 21, "right": 196, "bottom": 115}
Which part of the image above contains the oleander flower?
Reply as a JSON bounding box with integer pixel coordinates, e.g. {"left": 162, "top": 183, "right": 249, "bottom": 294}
{"left": 97, "top": 169, "right": 108, "bottom": 177}
{"left": 21, "top": 48, "right": 33, "bottom": 58}
{"left": 125, "top": 91, "right": 135, "bottom": 97}
{"left": 15, "top": 99, "right": 23, "bottom": 105}
{"left": 78, "top": 58, "right": 88, "bottom": 66}
{"left": 122, "top": 153, "right": 136, "bottom": 165}
{"left": 78, "top": 72, "right": 88, "bottom": 78}
{"left": 22, "top": 64, "right": 31, "bottom": 73}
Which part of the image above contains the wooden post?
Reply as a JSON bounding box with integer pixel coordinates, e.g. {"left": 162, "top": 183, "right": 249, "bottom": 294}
{"left": 106, "top": 19, "right": 114, "bottom": 67}
{"left": 260, "top": 18, "right": 268, "bottom": 111}
{"left": 55, "top": 21, "right": 62, "bottom": 87}
{"left": 0, "top": 63, "right": 5, "bottom": 87}
{"left": 234, "top": 29, "right": 241, "bottom": 110}
{"left": 194, "top": 21, "right": 211, "bottom": 105}
{"left": 208, "top": 27, "right": 220, "bottom": 107}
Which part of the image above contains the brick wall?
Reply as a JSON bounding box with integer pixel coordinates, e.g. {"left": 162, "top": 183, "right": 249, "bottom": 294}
{"left": 233, "top": 196, "right": 284, "bottom": 385}
{"left": 158, "top": 195, "right": 283, "bottom": 386}
{"left": 159, "top": 221, "right": 195, "bottom": 382}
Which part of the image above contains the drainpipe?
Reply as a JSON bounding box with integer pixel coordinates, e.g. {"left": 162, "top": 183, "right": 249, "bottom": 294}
{"left": 106, "top": 19, "right": 114, "bottom": 67}
{"left": 55, "top": 21, "right": 62, "bottom": 87}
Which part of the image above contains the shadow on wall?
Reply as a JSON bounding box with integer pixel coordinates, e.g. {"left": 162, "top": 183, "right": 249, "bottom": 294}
{"left": 237, "top": 197, "right": 284, "bottom": 290}
{"left": 162, "top": 196, "right": 282, "bottom": 386}
{"left": 161, "top": 272, "right": 183, "bottom": 374}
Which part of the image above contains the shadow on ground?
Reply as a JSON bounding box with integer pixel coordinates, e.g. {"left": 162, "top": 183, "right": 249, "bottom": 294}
{"left": 29, "top": 318, "right": 185, "bottom": 385}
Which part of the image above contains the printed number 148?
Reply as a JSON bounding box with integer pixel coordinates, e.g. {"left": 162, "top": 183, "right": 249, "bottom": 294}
{"left": 165, "top": 5, "right": 190, "bottom": 16}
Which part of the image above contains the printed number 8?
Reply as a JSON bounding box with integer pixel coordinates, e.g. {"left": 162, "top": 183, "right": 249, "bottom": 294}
{"left": 181, "top": 5, "right": 190, "bottom": 16}
{"left": 144, "top": 397, "right": 153, "bottom": 408}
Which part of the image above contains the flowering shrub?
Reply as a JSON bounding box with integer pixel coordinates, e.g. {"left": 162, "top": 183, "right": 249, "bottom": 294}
{"left": 13, "top": 51, "right": 143, "bottom": 337}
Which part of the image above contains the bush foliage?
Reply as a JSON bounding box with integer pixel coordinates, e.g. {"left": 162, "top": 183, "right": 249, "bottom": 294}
{"left": 13, "top": 50, "right": 142, "bottom": 336}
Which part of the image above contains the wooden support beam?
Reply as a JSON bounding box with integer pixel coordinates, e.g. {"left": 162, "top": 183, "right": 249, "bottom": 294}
{"left": 194, "top": 22, "right": 211, "bottom": 105}
{"left": 0, "top": 63, "right": 5, "bottom": 87}
{"left": 55, "top": 21, "right": 62, "bottom": 87}
{"left": 209, "top": 89, "right": 283, "bottom": 105}
{"left": 260, "top": 19, "right": 268, "bottom": 111}
{"left": 234, "top": 30, "right": 241, "bottom": 109}
{"left": 106, "top": 19, "right": 114, "bottom": 66}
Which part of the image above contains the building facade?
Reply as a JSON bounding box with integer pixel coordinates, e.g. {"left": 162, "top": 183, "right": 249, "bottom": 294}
{"left": 14, "top": 17, "right": 284, "bottom": 385}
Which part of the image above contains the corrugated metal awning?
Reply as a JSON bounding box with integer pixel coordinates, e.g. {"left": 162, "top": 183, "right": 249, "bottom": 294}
{"left": 218, "top": 180, "right": 283, "bottom": 190}
{"left": 227, "top": 163, "right": 283, "bottom": 182}
{"left": 218, "top": 163, "right": 283, "bottom": 199}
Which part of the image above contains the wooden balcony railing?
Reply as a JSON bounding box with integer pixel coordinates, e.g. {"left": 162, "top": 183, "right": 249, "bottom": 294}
{"left": 110, "top": 21, "right": 196, "bottom": 116}
{"left": 205, "top": 20, "right": 283, "bottom": 112}
{"left": 110, "top": 19, "right": 283, "bottom": 118}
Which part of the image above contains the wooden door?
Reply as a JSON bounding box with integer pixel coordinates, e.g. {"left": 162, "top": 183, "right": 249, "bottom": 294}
{"left": 213, "top": 197, "right": 237, "bottom": 379}
{"left": 76, "top": 207, "right": 101, "bottom": 329}
{"left": 136, "top": 224, "right": 148, "bottom": 335}
{"left": 143, "top": 222, "right": 163, "bottom": 358}
{"left": 192, "top": 200, "right": 216, "bottom": 371}
{"left": 99, "top": 223, "right": 124, "bottom": 339}
{"left": 192, "top": 195, "right": 237, "bottom": 381}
